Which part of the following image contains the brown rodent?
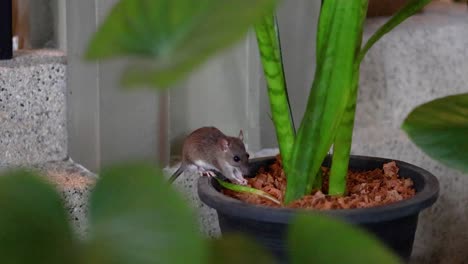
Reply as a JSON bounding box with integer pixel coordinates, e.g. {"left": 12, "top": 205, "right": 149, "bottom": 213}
{"left": 168, "top": 127, "right": 250, "bottom": 185}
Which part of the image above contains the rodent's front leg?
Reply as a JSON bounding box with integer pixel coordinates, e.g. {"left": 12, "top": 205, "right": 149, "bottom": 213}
{"left": 220, "top": 162, "right": 247, "bottom": 185}
{"left": 197, "top": 167, "right": 216, "bottom": 177}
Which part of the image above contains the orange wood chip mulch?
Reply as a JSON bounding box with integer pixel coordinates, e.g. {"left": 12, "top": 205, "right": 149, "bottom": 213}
{"left": 223, "top": 155, "right": 416, "bottom": 209}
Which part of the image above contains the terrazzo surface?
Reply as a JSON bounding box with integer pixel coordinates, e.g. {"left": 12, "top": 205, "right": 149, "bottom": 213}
{"left": 352, "top": 128, "right": 468, "bottom": 264}
{"left": 357, "top": 2, "right": 468, "bottom": 129}
{"left": 357, "top": 4, "right": 468, "bottom": 263}
{"left": 0, "top": 50, "right": 67, "bottom": 165}
{"left": 0, "top": 159, "right": 97, "bottom": 238}
{"left": 31, "top": 159, "right": 97, "bottom": 238}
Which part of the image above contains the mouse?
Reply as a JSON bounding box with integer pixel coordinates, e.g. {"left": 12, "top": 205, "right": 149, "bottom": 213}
{"left": 168, "top": 126, "right": 250, "bottom": 185}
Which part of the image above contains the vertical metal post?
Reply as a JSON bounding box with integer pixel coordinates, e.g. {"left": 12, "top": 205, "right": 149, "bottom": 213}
{"left": 0, "top": 0, "right": 13, "bottom": 60}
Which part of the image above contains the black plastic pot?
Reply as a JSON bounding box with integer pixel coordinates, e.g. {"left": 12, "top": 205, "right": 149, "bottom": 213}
{"left": 198, "top": 155, "right": 439, "bottom": 263}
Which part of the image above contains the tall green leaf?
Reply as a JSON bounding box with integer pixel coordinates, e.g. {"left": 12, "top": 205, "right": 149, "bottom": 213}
{"left": 329, "top": 0, "right": 431, "bottom": 196}
{"left": 402, "top": 93, "right": 468, "bottom": 173}
{"left": 328, "top": 70, "right": 359, "bottom": 196}
{"left": 286, "top": 1, "right": 365, "bottom": 203}
{"left": 327, "top": 1, "right": 368, "bottom": 196}
{"left": 0, "top": 170, "right": 79, "bottom": 264}
{"left": 86, "top": 0, "right": 277, "bottom": 88}
{"left": 315, "top": 0, "right": 335, "bottom": 66}
{"left": 85, "top": 163, "right": 207, "bottom": 264}
{"left": 254, "top": 15, "right": 295, "bottom": 170}
{"left": 209, "top": 234, "right": 276, "bottom": 264}
{"left": 357, "top": 0, "right": 432, "bottom": 63}
{"left": 288, "top": 214, "right": 401, "bottom": 264}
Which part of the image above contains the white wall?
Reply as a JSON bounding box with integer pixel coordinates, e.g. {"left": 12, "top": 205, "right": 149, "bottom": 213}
{"left": 168, "top": 35, "right": 262, "bottom": 156}
{"left": 67, "top": 0, "right": 167, "bottom": 171}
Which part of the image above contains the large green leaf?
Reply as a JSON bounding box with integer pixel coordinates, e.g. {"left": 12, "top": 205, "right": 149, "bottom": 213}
{"left": 288, "top": 214, "right": 400, "bottom": 264}
{"left": 402, "top": 93, "right": 468, "bottom": 173}
{"left": 209, "top": 234, "right": 276, "bottom": 264}
{"left": 0, "top": 170, "right": 79, "bottom": 264}
{"left": 86, "top": 0, "right": 277, "bottom": 88}
{"left": 85, "top": 163, "right": 207, "bottom": 264}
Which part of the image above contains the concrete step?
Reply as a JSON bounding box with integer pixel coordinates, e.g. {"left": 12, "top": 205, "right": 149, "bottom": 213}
{"left": 0, "top": 50, "right": 94, "bottom": 238}
{"left": 0, "top": 50, "right": 67, "bottom": 166}
{"left": 0, "top": 159, "right": 96, "bottom": 238}
{"left": 30, "top": 159, "right": 96, "bottom": 237}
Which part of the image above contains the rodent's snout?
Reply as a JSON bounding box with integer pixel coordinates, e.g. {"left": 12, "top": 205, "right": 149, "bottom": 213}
{"left": 241, "top": 165, "right": 252, "bottom": 177}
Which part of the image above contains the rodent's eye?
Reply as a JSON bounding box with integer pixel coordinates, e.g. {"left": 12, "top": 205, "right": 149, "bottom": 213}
{"left": 233, "top": 156, "right": 240, "bottom": 162}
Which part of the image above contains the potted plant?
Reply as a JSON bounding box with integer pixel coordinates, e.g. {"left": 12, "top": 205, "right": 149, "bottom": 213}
{"left": 84, "top": 0, "right": 468, "bottom": 262}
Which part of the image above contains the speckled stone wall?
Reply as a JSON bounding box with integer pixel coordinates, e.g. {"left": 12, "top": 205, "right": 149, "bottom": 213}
{"left": 0, "top": 50, "right": 67, "bottom": 165}
{"left": 32, "top": 160, "right": 96, "bottom": 237}
{"left": 355, "top": 3, "right": 468, "bottom": 264}
{"left": 0, "top": 159, "right": 95, "bottom": 238}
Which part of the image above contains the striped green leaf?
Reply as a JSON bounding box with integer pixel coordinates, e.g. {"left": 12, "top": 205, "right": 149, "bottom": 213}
{"left": 254, "top": 15, "right": 295, "bottom": 171}
{"left": 286, "top": 1, "right": 366, "bottom": 203}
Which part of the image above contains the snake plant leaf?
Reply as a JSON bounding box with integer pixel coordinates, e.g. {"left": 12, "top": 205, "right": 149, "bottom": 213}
{"left": 0, "top": 170, "right": 78, "bottom": 264}
{"left": 327, "top": 1, "right": 368, "bottom": 196}
{"left": 208, "top": 234, "right": 275, "bottom": 264}
{"left": 288, "top": 214, "right": 401, "bottom": 264}
{"left": 358, "top": 0, "right": 432, "bottom": 63}
{"left": 215, "top": 178, "right": 281, "bottom": 205}
{"left": 402, "top": 93, "right": 468, "bottom": 173}
{"left": 286, "top": 1, "right": 365, "bottom": 203}
{"left": 86, "top": 0, "right": 277, "bottom": 88}
{"left": 85, "top": 163, "right": 207, "bottom": 264}
{"left": 254, "top": 16, "right": 295, "bottom": 168}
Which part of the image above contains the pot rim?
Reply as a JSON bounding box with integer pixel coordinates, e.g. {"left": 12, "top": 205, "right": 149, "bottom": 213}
{"left": 197, "top": 155, "right": 439, "bottom": 224}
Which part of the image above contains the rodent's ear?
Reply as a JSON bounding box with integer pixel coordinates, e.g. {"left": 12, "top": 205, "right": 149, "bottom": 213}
{"left": 219, "top": 138, "right": 230, "bottom": 152}
{"left": 238, "top": 130, "right": 244, "bottom": 142}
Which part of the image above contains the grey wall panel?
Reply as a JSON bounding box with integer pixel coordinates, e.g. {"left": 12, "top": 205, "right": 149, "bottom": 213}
{"left": 68, "top": 0, "right": 168, "bottom": 171}
{"left": 66, "top": 0, "right": 101, "bottom": 171}
{"left": 98, "top": 60, "right": 162, "bottom": 166}
{"left": 169, "top": 40, "right": 255, "bottom": 156}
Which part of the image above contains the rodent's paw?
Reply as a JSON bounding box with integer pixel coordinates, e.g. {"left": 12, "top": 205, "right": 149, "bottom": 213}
{"left": 237, "top": 178, "right": 248, "bottom": 186}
